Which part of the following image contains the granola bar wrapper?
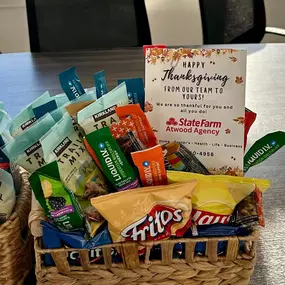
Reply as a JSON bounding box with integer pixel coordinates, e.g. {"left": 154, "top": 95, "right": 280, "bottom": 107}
{"left": 91, "top": 181, "right": 196, "bottom": 242}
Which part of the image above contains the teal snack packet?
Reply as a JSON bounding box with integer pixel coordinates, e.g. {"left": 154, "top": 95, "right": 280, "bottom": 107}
{"left": 0, "top": 102, "right": 4, "bottom": 110}
{"left": 53, "top": 93, "right": 69, "bottom": 106}
{"left": 85, "top": 127, "right": 140, "bottom": 191}
{"left": 33, "top": 100, "right": 58, "bottom": 119}
{"left": 10, "top": 91, "right": 51, "bottom": 137}
{"left": 2, "top": 114, "right": 55, "bottom": 173}
{"left": 77, "top": 82, "right": 128, "bottom": 135}
{"left": 41, "top": 115, "right": 107, "bottom": 197}
{"left": 29, "top": 161, "right": 85, "bottom": 232}
{"left": 49, "top": 104, "right": 68, "bottom": 122}
{"left": 244, "top": 131, "right": 285, "bottom": 173}
{"left": 59, "top": 67, "right": 85, "bottom": 100}
{"left": 118, "top": 78, "right": 145, "bottom": 110}
{"left": 94, "top": 70, "right": 108, "bottom": 99}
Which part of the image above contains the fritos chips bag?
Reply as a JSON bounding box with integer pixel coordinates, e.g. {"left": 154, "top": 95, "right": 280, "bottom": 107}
{"left": 167, "top": 171, "right": 270, "bottom": 226}
{"left": 91, "top": 181, "right": 196, "bottom": 242}
{"left": 115, "top": 104, "right": 158, "bottom": 148}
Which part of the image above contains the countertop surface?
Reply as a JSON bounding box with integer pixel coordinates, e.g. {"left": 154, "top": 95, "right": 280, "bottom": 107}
{"left": 1, "top": 44, "right": 284, "bottom": 285}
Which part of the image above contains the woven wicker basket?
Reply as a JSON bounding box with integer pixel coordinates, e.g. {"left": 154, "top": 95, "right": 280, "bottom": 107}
{"left": 0, "top": 167, "right": 33, "bottom": 285}
{"left": 32, "top": 223, "right": 258, "bottom": 285}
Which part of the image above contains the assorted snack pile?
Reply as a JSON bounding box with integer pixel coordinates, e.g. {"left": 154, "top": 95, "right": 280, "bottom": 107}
{"left": 0, "top": 66, "right": 284, "bottom": 266}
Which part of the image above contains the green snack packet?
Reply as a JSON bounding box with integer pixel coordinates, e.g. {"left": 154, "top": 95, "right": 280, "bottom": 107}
{"left": 85, "top": 127, "right": 140, "bottom": 191}
{"left": 244, "top": 131, "right": 285, "bottom": 173}
{"left": 10, "top": 91, "right": 51, "bottom": 137}
{"left": 29, "top": 161, "right": 85, "bottom": 232}
{"left": 77, "top": 82, "right": 128, "bottom": 135}
{"left": 2, "top": 114, "right": 55, "bottom": 173}
{"left": 41, "top": 114, "right": 107, "bottom": 196}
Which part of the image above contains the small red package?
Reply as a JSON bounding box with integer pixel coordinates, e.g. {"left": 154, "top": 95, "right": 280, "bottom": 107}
{"left": 244, "top": 108, "right": 257, "bottom": 149}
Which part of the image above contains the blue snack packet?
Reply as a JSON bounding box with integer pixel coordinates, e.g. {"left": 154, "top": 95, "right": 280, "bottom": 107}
{"left": 41, "top": 221, "right": 113, "bottom": 266}
{"left": 59, "top": 67, "right": 85, "bottom": 100}
{"left": 118, "top": 78, "right": 145, "bottom": 110}
{"left": 94, "top": 70, "right": 108, "bottom": 98}
{"left": 33, "top": 100, "right": 58, "bottom": 119}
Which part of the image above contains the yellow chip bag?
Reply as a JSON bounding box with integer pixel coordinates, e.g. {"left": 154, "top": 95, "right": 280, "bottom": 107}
{"left": 167, "top": 171, "right": 270, "bottom": 226}
{"left": 91, "top": 181, "right": 196, "bottom": 242}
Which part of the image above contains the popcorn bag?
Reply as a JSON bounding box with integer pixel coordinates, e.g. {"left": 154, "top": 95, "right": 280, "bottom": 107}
{"left": 7, "top": 46, "right": 277, "bottom": 285}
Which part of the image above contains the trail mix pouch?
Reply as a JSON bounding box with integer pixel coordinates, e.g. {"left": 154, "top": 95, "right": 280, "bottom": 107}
{"left": 29, "top": 161, "right": 85, "bottom": 232}
{"left": 118, "top": 78, "right": 145, "bottom": 110}
{"left": 115, "top": 104, "right": 158, "bottom": 148}
{"left": 10, "top": 91, "right": 51, "bottom": 137}
{"left": 0, "top": 169, "right": 16, "bottom": 224}
{"left": 94, "top": 70, "right": 108, "bottom": 98}
{"left": 0, "top": 110, "right": 13, "bottom": 171}
{"left": 77, "top": 82, "right": 129, "bottom": 135}
{"left": 91, "top": 181, "right": 196, "bottom": 242}
{"left": 40, "top": 114, "right": 108, "bottom": 197}
{"left": 59, "top": 66, "right": 85, "bottom": 100}
{"left": 167, "top": 171, "right": 270, "bottom": 226}
{"left": 2, "top": 114, "right": 55, "bottom": 173}
{"left": 131, "top": 145, "right": 167, "bottom": 187}
{"left": 85, "top": 127, "right": 140, "bottom": 191}
{"left": 162, "top": 142, "right": 210, "bottom": 174}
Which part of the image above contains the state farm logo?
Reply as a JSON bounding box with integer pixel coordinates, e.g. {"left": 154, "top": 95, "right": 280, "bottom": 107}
{"left": 121, "top": 205, "right": 183, "bottom": 241}
{"left": 166, "top": 117, "right": 178, "bottom": 126}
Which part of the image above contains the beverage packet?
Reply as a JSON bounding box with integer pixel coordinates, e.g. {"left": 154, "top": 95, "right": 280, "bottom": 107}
{"left": 167, "top": 171, "right": 270, "bottom": 225}
{"left": 59, "top": 67, "right": 85, "bottom": 100}
{"left": 162, "top": 142, "right": 210, "bottom": 174}
{"left": 0, "top": 110, "right": 13, "bottom": 171}
{"left": 10, "top": 91, "right": 51, "bottom": 137}
{"left": 0, "top": 169, "right": 16, "bottom": 224}
{"left": 85, "top": 127, "right": 140, "bottom": 191}
{"left": 77, "top": 82, "right": 128, "bottom": 134}
{"left": 244, "top": 108, "right": 257, "bottom": 149}
{"left": 244, "top": 131, "right": 285, "bottom": 173}
{"left": 131, "top": 145, "right": 167, "bottom": 187}
{"left": 32, "top": 94, "right": 69, "bottom": 119}
{"left": 91, "top": 181, "right": 196, "bottom": 242}
{"left": 118, "top": 78, "right": 145, "bottom": 110}
{"left": 230, "top": 186, "right": 265, "bottom": 227}
{"left": 115, "top": 104, "right": 158, "bottom": 148}
{"left": 94, "top": 70, "right": 108, "bottom": 98}
{"left": 29, "top": 161, "right": 85, "bottom": 232}
{"left": 40, "top": 114, "right": 107, "bottom": 197}
{"left": 2, "top": 114, "right": 55, "bottom": 173}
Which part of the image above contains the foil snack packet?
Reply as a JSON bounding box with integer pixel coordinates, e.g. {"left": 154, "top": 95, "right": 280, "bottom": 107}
{"left": 85, "top": 127, "right": 140, "bottom": 191}
{"left": 91, "top": 181, "right": 197, "bottom": 242}
{"left": 2, "top": 114, "right": 55, "bottom": 173}
{"left": 167, "top": 171, "right": 270, "bottom": 226}
{"left": 77, "top": 82, "right": 129, "bottom": 134}
{"left": 59, "top": 67, "right": 85, "bottom": 100}
{"left": 41, "top": 115, "right": 107, "bottom": 197}
{"left": 29, "top": 161, "right": 85, "bottom": 232}
{"left": 10, "top": 91, "right": 51, "bottom": 137}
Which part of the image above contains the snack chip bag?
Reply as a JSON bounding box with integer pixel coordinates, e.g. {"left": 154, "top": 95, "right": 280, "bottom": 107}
{"left": 115, "top": 104, "right": 158, "bottom": 148}
{"left": 91, "top": 181, "right": 196, "bottom": 242}
{"left": 41, "top": 114, "right": 107, "bottom": 197}
{"left": 94, "top": 70, "right": 108, "bottom": 98}
{"left": 29, "top": 161, "right": 85, "bottom": 232}
{"left": 85, "top": 127, "right": 140, "bottom": 191}
{"left": 167, "top": 171, "right": 270, "bottom": 225}
{"left": 59, "top": 66, "right": 85, "bottom": 100}
{"left": 2, "top": 114, "right": 55, "bottom": 173}
{"left": 77, "top": 82, "right": 128, "bottom": 134}
{"left": 110, "top": 117, "right": 137, "bottom": 139}
{"left": 131, "top": 145, "right": 167, "bottom": 187}
{"left": 163, "top": 142, "right": 210, "bottom": 174}
{"left": 10, "top": 91, "right": 51, "bottom": 137}
{"left": 118, "top": 78, "right": 145, "bottom": 110}
{"left": 0, "top": 169, "right": 16, "bottom": 224}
